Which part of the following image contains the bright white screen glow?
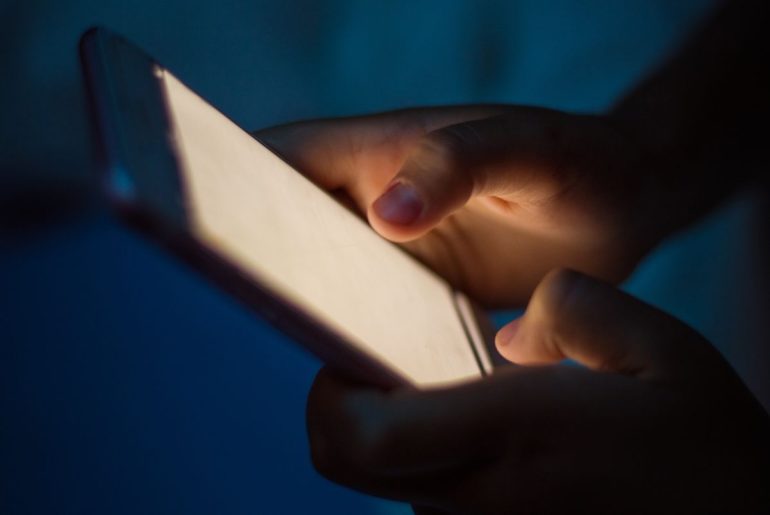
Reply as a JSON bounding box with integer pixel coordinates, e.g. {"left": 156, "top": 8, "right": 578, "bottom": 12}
{"left": 160, "top": 70, "right": 486, "bottom": 387}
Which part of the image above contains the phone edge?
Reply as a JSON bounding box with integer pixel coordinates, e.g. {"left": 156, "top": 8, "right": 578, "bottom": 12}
{"left": 79, "top": 27, "right": 411, "bottom": 390}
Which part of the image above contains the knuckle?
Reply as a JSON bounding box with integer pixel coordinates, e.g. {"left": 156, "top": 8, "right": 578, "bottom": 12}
{"left": 412, "top": 126, "right": 478, "bottom": 195}
{"left": 421, "top": 125, "right": 474, "bottom": 170}
{"left": 541, "top": 268, "right": 582, "bottom": 312}
{"left": 436, "top": 122, "right": 481, "bottom": 150}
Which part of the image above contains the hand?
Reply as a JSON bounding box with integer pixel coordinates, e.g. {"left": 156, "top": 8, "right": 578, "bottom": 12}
{"left": 257, "top": 107, "right": 668, "bottom": 307}
{"left": 306, "top": 269, "right": 770, "bottom": 514}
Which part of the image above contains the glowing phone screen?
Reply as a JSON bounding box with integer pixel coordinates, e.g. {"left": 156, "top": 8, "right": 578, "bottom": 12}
{"left": 160, "top": 69, "right": 490, "bottom": 387}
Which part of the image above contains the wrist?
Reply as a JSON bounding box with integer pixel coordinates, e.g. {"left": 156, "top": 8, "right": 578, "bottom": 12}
{"left": 604, "top": 106, "right": 737, "bottom": 247}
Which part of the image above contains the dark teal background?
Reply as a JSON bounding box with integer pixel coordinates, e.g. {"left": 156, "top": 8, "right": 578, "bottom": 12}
{"left": 4, "top": 1, "right": 768, "bottom": 514}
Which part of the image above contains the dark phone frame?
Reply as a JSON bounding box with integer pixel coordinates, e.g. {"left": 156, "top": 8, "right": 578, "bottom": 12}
{"left": 80, "top": 27, "right": 492, "bottom": 389}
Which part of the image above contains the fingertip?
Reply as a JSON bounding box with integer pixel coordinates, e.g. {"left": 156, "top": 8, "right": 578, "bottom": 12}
{"left": 367, "top": 125, "right": 477, "bottom": 241}
{"left": 307, "top": 367, "right": 339, "bottom": 412}
{"left": 495, "top": 318, "right": 521, "bottom": 348}
{"left": 366, "top": 200, "right": 429, "bottom": 243}
{"left": 495, "top": 318, "right": 525, "bottom": 364}
{"left": 495, "top": 316, "right": 550, "bottom": 365}
{"left": 368, "top": 178, "right": 446, "bottom": 243}
{"left": 372, "top": 181, "right": 425, "bottom": 226}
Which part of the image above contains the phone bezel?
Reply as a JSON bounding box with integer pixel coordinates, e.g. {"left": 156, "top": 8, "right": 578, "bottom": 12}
{"left": 80, "top": 27, "right": 493, "bottom": 389}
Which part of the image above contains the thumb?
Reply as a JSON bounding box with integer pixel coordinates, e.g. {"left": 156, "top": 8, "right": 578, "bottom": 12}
{"left": 495, "top": 269, "right": 704, "bottom": 380}
{"left": 368, "top": 110, "right": 571, "bottom": 242}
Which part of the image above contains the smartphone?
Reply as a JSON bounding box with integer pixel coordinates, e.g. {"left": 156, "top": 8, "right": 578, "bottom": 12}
{"left": 80, "top": 27, "right": 493, "bottom": 389}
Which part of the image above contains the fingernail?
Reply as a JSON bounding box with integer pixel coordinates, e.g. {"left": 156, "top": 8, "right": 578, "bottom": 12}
{"left": 495, "top": 318, "right": 522, "bottom": 347}
{"left": 372, "top": 181, "right": 424, "bottom": 225}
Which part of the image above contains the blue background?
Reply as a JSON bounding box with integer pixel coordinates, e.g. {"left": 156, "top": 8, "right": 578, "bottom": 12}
{"left": 3, "top": 1, "right": 768, "bottom": 513}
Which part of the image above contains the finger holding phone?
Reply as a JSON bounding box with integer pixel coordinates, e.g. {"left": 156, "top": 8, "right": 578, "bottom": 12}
{"left": 260, "top": 0, "right": 770, "bottom": 512}
{"left": 258, "top": 106, "right": 656, "bottom": 308}
{"left": 307, "top": 270, "right": 770, "bottom": 514}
